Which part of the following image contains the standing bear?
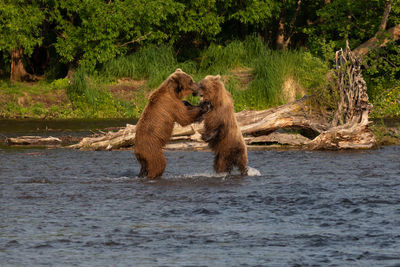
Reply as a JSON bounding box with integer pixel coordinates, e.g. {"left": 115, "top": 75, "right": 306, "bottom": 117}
{"left": 197, "top": 75, "right": 248, "bottom": 175}
{"left": 134, "top": 69, "right": 210, "bottom": 179}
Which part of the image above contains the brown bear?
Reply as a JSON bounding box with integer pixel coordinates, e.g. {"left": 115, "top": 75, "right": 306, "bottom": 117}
{"left": 197, "top": 75, "right": 248, "bottom": 175}
{"left": 134, "top": 69, "right": 210, "bottom": 179}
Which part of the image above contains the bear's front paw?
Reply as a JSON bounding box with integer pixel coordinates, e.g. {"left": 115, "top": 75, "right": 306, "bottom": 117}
{"left": 199, "top": 101, "right": 212, "bottom": 113}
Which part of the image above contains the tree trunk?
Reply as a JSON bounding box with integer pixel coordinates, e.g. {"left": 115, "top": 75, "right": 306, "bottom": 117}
{"left": 353, "top": 0, "right": 397, "bottom": 56}
{"left": 378, "top": 0, "right": 393, "bottom": 32}
{"left": 276, "top": 0, "right": 301, "bottom": 50}
{"left": 10, "top": 46, "right": 36, "bottom": 82}
{"left": 276, "top": 16, "right": 287, "bottom": 50}
{"left": 353, "top": 24, "right": 400, "bottom": 56}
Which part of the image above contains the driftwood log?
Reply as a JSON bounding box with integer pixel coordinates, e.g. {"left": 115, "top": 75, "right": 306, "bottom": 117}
{"left": 68, "top": 43, "right": 375, "bottom": 151}
{"left": 7, "top": 136, "right": 62, "bottom": 146}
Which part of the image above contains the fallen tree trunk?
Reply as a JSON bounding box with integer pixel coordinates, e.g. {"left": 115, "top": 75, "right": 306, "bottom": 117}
{"left": 69, "top": 124, "right": 136, "bottom": 150}
{"left": 235, "top": 96, "right": 330, "bottom": 135}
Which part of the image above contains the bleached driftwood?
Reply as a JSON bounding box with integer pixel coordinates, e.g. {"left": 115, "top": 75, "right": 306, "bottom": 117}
{"left": 68, "top": 124, "right": 136, "bottom": 150}
{"left": 308, "top": 42, "right": 376, "bottom": 150}
{"left": 235, "top": 96, "right": 330, "bottom": 135}
{"left": 7, "top": 136, "right": 61, "bottom": 146}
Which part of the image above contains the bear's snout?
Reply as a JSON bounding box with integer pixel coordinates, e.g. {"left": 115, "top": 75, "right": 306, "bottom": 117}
{"left": 191, "top": 82, "right": 202, "bottom": 96}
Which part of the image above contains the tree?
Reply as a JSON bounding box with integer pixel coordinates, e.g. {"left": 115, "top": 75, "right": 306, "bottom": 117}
{"left": 49, "top": 0, "right": 182, "bottom": 72}
{"left": 354, "top": 0, "right": 400, "bottom": 56}
{"left": 306, "top": 0, "right": 400, "bottom": 55}
{"left": 275, "top": 0, "right": 302, "bottom": 50}
{"left": 0, "top": 1, "right": 44, "bottom": 81}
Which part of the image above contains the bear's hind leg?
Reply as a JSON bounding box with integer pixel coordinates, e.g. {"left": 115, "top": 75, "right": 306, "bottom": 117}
{"left": 146, "top": 151, "right": 166, "bottom": 179}
{"left": 138, "top": 161, "right": 148, "bottom": 178}
{"left": 214, "top": 153, "right": 231, "bottom": 174}
{"left": 237, "top": 161, "right": 248, "bottom": 176}
{"left": 236, "top": 150, "right": 248, "bottom": 176}
{"left": 135, "top": 153, "right": 148, "bottom": 177}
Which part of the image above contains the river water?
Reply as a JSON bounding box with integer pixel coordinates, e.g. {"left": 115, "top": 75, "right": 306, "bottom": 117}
{"left": 1, "top": 145, "right": 400, "bottom": 266}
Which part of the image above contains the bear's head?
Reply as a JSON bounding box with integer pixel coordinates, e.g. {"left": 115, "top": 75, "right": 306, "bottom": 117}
{"left": 168, "top": 68, "right": 198, "bottom": 99}
{"left": 196, "top": 75, "right": 226, "bottom": 105}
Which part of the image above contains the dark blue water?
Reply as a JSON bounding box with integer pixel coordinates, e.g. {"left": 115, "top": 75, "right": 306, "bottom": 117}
{"left": 1, "top": 146, "right": 400, "bottom": 266}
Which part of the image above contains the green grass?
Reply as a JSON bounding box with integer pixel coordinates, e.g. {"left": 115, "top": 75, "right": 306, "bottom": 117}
{"left": 195, "top": 36, "right": 330, "bottom": 111}
{"left": 101, "top": 44, "right": 197, "bottom": 88}
{"left": 1, "top": 36, "right": 333, "bottom": 119}
{"left": 370, "top": 86, "right": 400, "bottom": 118}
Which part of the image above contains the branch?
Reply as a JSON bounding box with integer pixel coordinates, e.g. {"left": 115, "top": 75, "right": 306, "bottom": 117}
{"left": 118, "top": 32, "right": 152, "bottom": 47}
{"left": 378, "top": 0, "right": 393, "bottom": 32}
{"left": 353, "top": 24, "right": 400, "bottom": 56}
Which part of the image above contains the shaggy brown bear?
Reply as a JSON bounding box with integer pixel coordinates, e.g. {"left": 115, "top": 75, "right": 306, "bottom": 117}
{"left": 134, "top": 69, "right": 210, "bottom": 179}
{"left": 197, "top": 75, "right": 248, "bottom": 175}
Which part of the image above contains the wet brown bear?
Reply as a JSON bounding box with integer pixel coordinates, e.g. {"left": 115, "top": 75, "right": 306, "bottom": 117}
{"left": 197, "top": 75, "right": 248, "bottom": 175}
{"left": 134, "top": 69, "right": 210, "bottom": 179}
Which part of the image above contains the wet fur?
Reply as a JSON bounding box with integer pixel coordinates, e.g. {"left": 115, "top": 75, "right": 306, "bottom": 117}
{"left": 134, "top": 69, "right": 209, "bottom": 179}
{"left": 198, "top": 75, "right": 248, "bottom": 175}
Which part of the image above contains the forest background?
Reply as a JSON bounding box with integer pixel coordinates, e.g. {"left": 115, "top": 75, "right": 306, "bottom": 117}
{"left": 0, "top": 0, "right": 399, "bottom": 120}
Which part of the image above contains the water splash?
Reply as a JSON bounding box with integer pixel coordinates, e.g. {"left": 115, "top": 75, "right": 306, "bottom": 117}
{"left": 247, "top": 166, "right": 261, "bottom": 176}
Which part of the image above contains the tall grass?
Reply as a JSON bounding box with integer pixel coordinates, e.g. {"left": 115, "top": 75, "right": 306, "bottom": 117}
{"left": 198, "top": 36, "right": 329, "bottom": 111}
{"left": 68, "top": 67, "right": 139, "bottom": 118}
{"left": 101, "top": 44, "right": 197, "bottom": 88}
{"left": 69, "top": 36, "right": 330, "bottom": 118}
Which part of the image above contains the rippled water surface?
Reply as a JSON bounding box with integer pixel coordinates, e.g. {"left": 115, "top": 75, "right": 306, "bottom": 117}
{"left": 1, "top": 146, "right": 400, "bottom": 266}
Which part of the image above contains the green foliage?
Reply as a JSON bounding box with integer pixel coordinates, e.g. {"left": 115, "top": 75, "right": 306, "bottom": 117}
{"left": 364, "top": 40, "right": 400, "bottom": 96}
{"left": 52, "top": 0, "right": 180, "bottom": 71}
{"left": 370, "top": 86, "right": 400, "bottom": 118}
{"left": 370, "top": 122, "right": 400, "bottom": 146}
{"left": 1, "top": 0, "right": 399, "bottom": 120}
{"left": 307, "top": 0, "right": 383, "bottom": 50}
{"left": 362, "top": 40, "right": 400, "bottom": 118}
{"left": 101, "top": 44, "right": 191, "bottom": 88}
{"left": 67, "top": 67, "right": 144, "bottom": 118}
{"left": 305, "top": 0, "right": 400, "bottom": 57}
{"left": 1, "top": 37, "right": 331, "bottom": 119}
{"left": 222, "top": 0, "right": 278, "bottom": 25}
{"left": 172, "top": 0, "right": 223, "bottom": 40}
{"left": 199, "top": 41, "right": 246, "bottom": 75}
{"left": 0, "top": 1, "right": 44, "bottom": 54}
{"left": 196, "top": 36, "right": 330, "bottom": 111}
{"left": 50, "top": 78, "right": 70, "bottom": 90}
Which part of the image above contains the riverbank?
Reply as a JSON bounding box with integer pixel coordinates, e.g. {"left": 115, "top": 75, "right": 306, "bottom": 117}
{"left": 1, "top": 116, "right": 399, "bottom": 150}
{"left": 1, "top": 39, "right": 399, "bottom": 121}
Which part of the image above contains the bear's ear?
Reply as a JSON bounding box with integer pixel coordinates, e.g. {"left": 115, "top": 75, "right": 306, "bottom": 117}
{"left": 214, "top": 75, "right": 221, "bottom": 80}
{"left": 175, "top": 68, "right": 183, "bottom": 73}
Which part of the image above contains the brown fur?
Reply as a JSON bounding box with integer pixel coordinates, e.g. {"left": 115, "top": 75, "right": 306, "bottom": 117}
{"left": 198, "top": 75, "right": 248, "bottom": 175}
{"left": 134, "top": 69, "right": 208, "bottom": 179}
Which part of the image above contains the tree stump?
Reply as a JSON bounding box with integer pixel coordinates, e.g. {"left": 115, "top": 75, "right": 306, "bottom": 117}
{"left": 308, "top": 41, "right": 376, "bottom": 149}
